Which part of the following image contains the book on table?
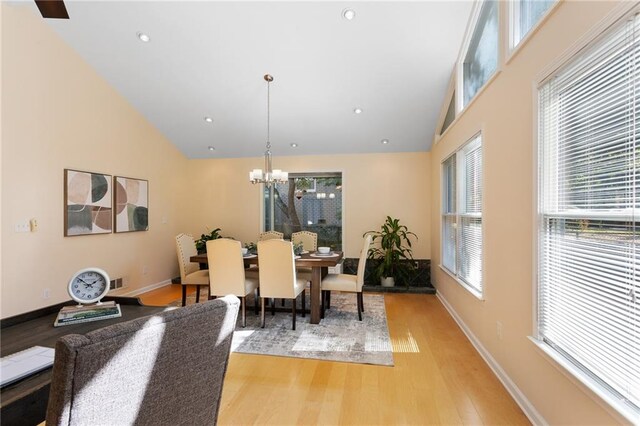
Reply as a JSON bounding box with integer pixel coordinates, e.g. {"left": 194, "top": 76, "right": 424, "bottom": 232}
{"left": 54, "top": 301, "right": 122, "bottom": 327}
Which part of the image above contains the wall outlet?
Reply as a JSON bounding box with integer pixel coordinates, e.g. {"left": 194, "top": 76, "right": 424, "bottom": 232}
{"left": 496, "top": 321, "right": 503, "bottom": 340}
{"left": 142, "top": 266, "right": 149, "bottom": 275}
{"left": 42, "top": 288, "right": 51, "bottom": 299}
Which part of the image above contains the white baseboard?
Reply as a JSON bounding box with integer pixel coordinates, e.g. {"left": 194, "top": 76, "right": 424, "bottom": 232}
{"left": 110, "top": 279, "right": 173, "bottom": 298}
{"left": 436, "top": 292, "right": 547, "bottom": 426}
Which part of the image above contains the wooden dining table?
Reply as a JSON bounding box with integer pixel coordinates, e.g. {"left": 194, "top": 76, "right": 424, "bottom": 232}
{"left": 190, "top": 251, "right": 343, "bottom": 324}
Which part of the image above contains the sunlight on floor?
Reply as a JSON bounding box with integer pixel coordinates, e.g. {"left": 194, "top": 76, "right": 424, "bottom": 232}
{"left": 391, "top": 331, "right": 420, "bottom": 353}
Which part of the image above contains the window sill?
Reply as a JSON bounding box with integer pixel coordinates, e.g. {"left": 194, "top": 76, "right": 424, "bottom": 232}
{"left": 528, "top": 337, "right": 639, "bottom": 424}
{"left": 438, "top": 264, "right": 484, "bottom": 301}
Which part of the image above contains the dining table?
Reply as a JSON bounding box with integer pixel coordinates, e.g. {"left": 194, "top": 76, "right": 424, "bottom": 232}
{"left": 190, "top": 251, "right": 343, "bottom": 324}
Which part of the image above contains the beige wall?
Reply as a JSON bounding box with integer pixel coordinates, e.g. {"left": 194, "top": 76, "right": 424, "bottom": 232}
{"left": 431, "top": 1, "right": 629, "bottom": 424}
{"left": 1, "top": 4, "right": 189, "bottom": 318}
{"left": 186, "top": 152, "right": 431, "bottom": 260}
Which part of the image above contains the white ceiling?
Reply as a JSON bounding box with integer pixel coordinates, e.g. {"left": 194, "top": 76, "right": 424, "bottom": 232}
{"left": 31, "top": 1, "right": 472, "bottom": 159}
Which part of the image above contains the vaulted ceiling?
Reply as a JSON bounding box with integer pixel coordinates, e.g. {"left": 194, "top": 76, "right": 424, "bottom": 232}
{"left": 31, "top": 1, "right": 473, "bottom": 158}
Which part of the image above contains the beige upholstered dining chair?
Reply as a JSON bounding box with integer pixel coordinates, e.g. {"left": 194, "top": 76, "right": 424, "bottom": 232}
{"left": 291, "top": 231, "right": 318, "bottom": 282}
{"left": 291, "top": 231, "right": 318, "bottom": 251}
{"left": 175, "top": 233, "right": 209, "bottom": 306}
{"left": 320, "top": 234, "right": 372, "bottom": 321}
{"left": 207, "top": 238, "right": 259, "bottom": 327}
{"left": 46, "top": 296, "right": 239, "bottom": 426}
{"left": 258, "top": 230, "right": 284, "bottom": 241}
{"left": 257, "top": 239, "right": 307, "bottom": 330}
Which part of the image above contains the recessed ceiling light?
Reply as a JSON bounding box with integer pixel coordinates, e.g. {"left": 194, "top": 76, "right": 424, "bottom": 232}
{"left": 204, "top": 117, "right": 213, "bottom": 123}
{"left": 353, "top": 108, "right": 362, "bottom": 114}
{"left": 290, "top": 143, "right": 298, "bottom": 148}
{"left": 381, "top": 139, "right": 389, "bottom": 145}
{"left": 137, "top": 32, "right": 150, "bottom": 43}
{"left": 342, "top": 8, "right": 356, "bottom": 20}
{"left": 208, "top": 146, "right": 215, "bottom": 151}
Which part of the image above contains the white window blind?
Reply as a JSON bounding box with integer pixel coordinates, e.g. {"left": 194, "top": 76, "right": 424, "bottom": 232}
{"left": 538, "top": 12, "right": 640, "bottom": 416}
{"left": 442, "top": 135, "right": 483, "bottom": 295}
{"left": 442, "top": 156, "right": 457, "bottom": 272}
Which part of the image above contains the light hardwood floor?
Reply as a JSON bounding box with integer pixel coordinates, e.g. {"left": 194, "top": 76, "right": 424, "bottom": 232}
{"left": 140, "top": 285, "right": 529, "bottom": 425}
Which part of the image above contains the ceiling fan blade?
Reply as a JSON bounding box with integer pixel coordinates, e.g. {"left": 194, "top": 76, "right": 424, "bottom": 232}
{"left": 35, "top": 0, "right": 69, "bottom": 19}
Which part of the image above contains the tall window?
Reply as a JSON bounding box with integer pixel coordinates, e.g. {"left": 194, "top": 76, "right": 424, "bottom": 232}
{"left": 538, "top": 13, "right": 639, "bottom": 417}
{"left": 463, "top": 0, "right": 499, "bottom": 106}
{"left": 442, "top": 135, "right": 483, "bottom": 295}
{"left": 512, "top": 0, "right": 555, "bottom": 48}
{"left": 264, "top": 172, "right": 342, "bottom": 250}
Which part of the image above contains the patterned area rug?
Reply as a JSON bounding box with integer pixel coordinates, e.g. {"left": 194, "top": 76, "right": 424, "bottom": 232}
{"left": 172, "top": 290, "right": 394, "bottom": 366}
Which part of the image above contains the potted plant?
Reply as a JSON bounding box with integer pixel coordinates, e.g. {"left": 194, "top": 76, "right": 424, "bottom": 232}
{"left": 195, "top": 227, "right": 223, "bottom": 254}
{"left": 366, "top": 216, "right": 417, "bottom": 287}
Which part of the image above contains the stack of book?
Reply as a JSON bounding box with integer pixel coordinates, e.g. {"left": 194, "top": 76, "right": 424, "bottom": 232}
{"left": 54, "top": 301, "right": 122, "bottom": 327}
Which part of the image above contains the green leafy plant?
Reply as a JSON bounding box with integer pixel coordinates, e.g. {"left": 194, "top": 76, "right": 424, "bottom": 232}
{"left": 293, "top": 242, "right": 304, "bottom": 255}
{"left": 365, "top": 216, "right": 417, "bottom": 286}
{"left": 244, "top": 242, "right": 257, "bottom": 255}
{"left": 195, "top": 227, "right": 222, "bottom": 253}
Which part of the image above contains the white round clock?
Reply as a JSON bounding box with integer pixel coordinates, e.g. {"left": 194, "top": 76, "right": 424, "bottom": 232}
{"left": 68, "top": 268, "right": 110, "bottom": 305}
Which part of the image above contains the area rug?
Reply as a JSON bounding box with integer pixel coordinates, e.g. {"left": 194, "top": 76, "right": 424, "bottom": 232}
{"left": 171, "top": 290, "right": 394, "bottom": 366}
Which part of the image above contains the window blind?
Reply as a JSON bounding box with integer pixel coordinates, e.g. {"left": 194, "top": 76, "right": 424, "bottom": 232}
{"left": 538, "top": 12, "right": 639, "bottom": 415}
{"left": 441, "top": 136, "right": 483, "bottom": 295}
{"left": 459, "top": 141, "right": 483, "bottom": 291}
{"left": 442, "top": 156, "right": 457, "bottom": 272}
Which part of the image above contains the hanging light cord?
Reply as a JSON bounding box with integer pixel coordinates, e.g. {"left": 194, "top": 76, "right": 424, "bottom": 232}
{"left": 266, "top": 77, "right": 271, "bottom": 153}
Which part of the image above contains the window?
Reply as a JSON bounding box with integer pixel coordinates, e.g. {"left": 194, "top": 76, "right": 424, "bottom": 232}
{"left": 511, "top": 0, "right": 555, "bottom": 49}
{"left": 538, "top": 13, "right": 639, "bottom": 417}
{"left": 263, "top": 172, "right": 342, "bottom": 250}
{"left": 442, "top": 135, "right": 483, "bottom": 295}
{"left": 462, "top": 0, "right": 499, "bottom": 106}
{"left": 440, "top": 92, "right": 456, "bottom": 135}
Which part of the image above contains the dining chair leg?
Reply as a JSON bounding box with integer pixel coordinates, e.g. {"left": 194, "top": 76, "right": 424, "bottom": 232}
{"left": 271, "top": 298, "right": 275, "bottom": 316}
{"left": 292, "top": 297, "right": 296, "bottom": 330}
{"left": 301, "top": 289, "right": 306, "bottom": 318}
{"left": 281, "top": 299, "right": 285, "bottom": 307}
{"left": 261, "top": 298, "right": 266, "bottom": 328}
{"left": 326, "top": 291, "right": 331, "bottom": 309}
{"left": 241, "top": 296, "right": 246, "bottom": 328}
{"left": 195, "top": 286, "right": 201, "bottom": 303}
{"left": 357, "top": 292, "right": 363, "bottom": 321}
{"left": 181, "top": 285, "right": 187, "bottom": 307}
{"left": 320, "top": 290, "right": 325, "bottom": 319}
{"left": 254, "top": 289, "right": 259, "bottom": 315}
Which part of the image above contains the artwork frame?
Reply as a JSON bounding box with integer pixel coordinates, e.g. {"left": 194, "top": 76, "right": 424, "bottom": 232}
{"left": 64, "top": 169, "right": 113, "bottom": 236}
{"left": 114, "top": 176, "right": 149, "bottom": 233}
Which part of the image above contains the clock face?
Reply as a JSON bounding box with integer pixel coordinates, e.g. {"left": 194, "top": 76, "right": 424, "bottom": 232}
{"left": 68, "top": 268, "right": 110, "bottom": 304}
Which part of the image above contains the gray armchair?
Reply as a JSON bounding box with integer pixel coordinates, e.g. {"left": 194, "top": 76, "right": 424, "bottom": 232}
{"left": 46, "top": 296, "right": 240, "bottom": 426}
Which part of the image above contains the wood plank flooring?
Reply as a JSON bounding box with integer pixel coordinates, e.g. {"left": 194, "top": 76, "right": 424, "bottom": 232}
{"left": 140, "top": 285, "right": 529, "bottom": 425}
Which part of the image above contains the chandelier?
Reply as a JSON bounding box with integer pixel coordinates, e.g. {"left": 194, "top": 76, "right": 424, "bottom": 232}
{"left": 249, "top": 74, "right": 288, "bottom": 186}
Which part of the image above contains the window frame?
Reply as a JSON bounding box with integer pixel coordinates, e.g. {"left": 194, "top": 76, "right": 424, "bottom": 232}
{"left": 261, "top": 171, "right": 344, "bottom": 251}
{"left": 532, "top": 5, "right": 640, "bottom": 422}
{"left": 441, "top": 133, "right": 484, "bottom": 298}
{"left": 457, "top": 0, "right": 500, "bottom": 110}
{"left": 509, "top": 0, "right": 556, "bottom": 51}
